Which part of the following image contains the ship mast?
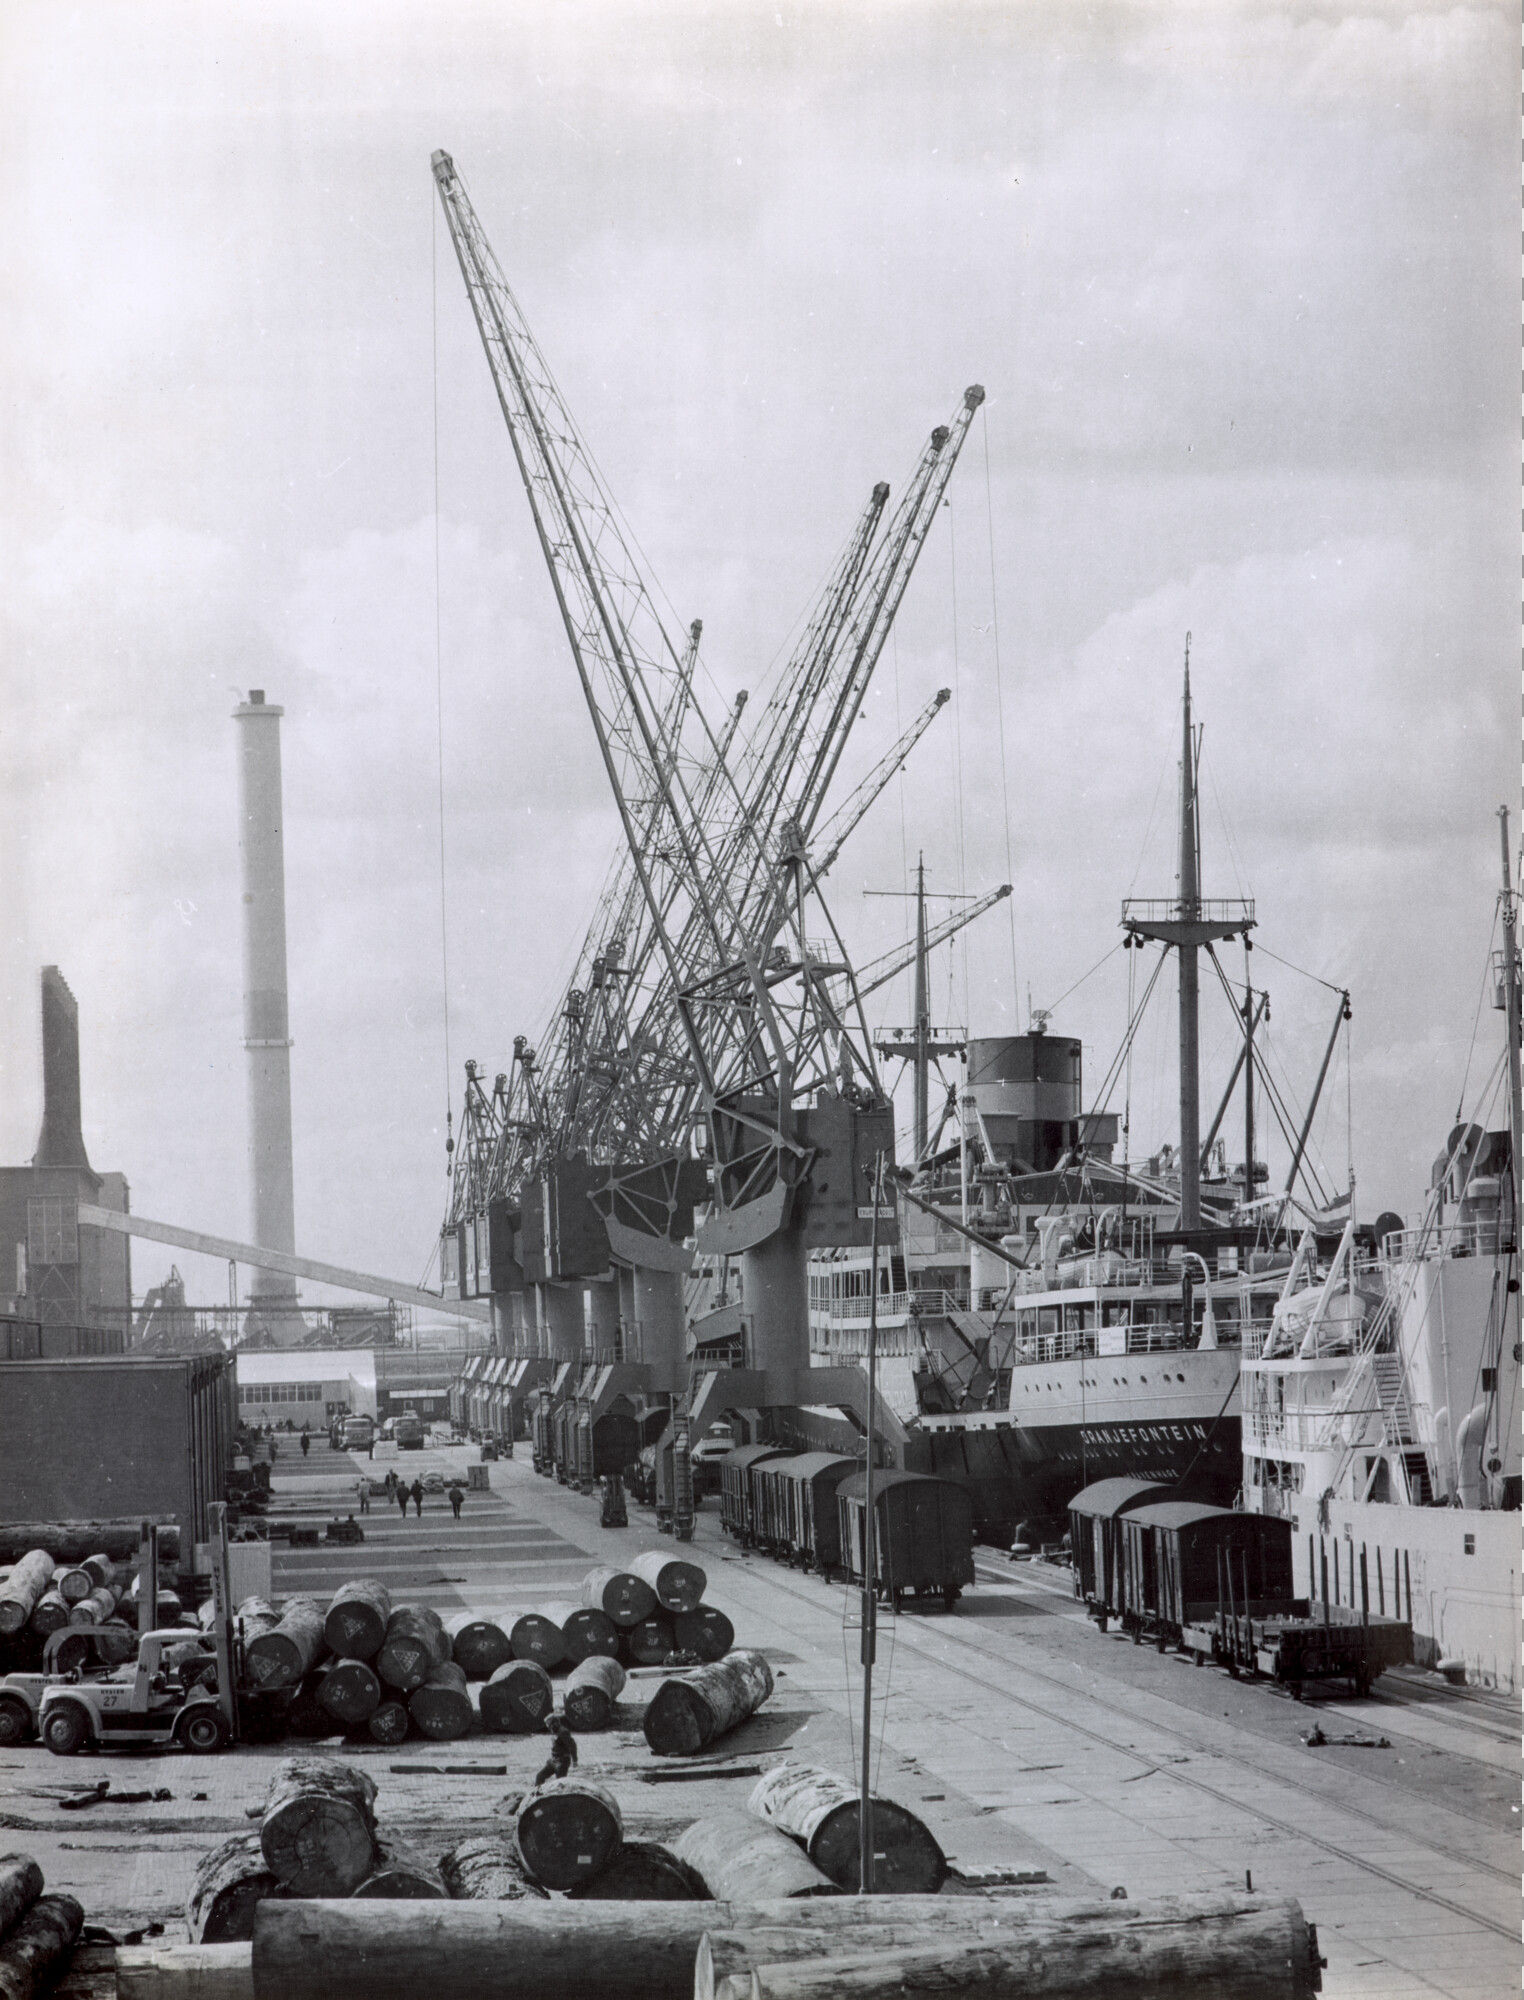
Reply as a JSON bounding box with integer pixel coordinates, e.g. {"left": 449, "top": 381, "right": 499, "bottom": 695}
{"left": 1122, "top": 647, "right": 1255, "bottom": 1232}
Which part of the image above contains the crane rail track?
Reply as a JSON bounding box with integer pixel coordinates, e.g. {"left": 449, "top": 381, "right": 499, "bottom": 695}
{"left": 744, "top": 1552, "right": 1515, "bottom": 1937}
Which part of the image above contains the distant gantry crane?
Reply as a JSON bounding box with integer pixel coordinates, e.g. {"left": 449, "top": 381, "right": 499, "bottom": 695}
{"left": 429, "top": 149, "right": 1007, "bottom": 1481}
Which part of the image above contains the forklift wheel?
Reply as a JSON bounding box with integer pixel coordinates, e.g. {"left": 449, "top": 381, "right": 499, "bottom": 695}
{"left": 42, "top": 1703, "right": 91, "bottom": 1756}
{"left": 179, "top": 1706, "right": 231, "bottom": 1754}
{"left": 0, "top": 1696, "right": 34, "bottom": 1746}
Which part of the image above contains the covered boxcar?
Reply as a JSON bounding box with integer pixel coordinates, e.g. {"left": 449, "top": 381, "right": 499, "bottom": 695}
{"left": 837, "top": 1470, "right": 975, "bottom": 1609}
{"left": 719, "top": 1445, "right": 793, "bottom": 1542}
{"left": 748, "top": 1453, "right": 801, "bottom": 1555}
{"left": 1068, "top": 1477, "right": 1173, "bottom": 1629}
{"left": 1118, "top": 1503, "right": 1294, "bottom": 1648}
{"left": 775, "top": 1452, "right": 860, "bottom": 1574}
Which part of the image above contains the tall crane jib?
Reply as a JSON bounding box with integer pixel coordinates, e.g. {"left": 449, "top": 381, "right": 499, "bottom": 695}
{"left": 430, "top": 149, "right": 992, "bottom": 1354}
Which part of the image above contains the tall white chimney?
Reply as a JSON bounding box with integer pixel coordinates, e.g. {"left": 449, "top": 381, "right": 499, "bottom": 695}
{"left": 233, "top": 689, "right": 300, "bottom": 1328}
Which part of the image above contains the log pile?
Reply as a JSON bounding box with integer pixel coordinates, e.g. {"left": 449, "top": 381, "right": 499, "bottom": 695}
{"left": 0, "top": 1852, "right": 83, "bottom": 2000}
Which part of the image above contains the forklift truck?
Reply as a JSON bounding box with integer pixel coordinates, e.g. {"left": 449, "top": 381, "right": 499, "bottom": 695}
{"left": 0, "top": 1505, "right": 241, "bottom": 1756}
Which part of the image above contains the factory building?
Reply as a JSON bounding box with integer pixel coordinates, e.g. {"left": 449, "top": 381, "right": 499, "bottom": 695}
{"left": 0, "top": 968, "right": 131, "bottom": 1333}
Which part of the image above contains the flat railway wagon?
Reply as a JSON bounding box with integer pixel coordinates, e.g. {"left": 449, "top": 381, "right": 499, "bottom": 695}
{"left": 1068, "top": 1477, "right": 1174, "bottom": 1629}
{"left": 719, "top": 1445, "right": 793, "bottom": 1543}
{"left": 1102, "top": 1502, "right": 1412, "bottom": 1695}
{"left": 837, "top": 1470, "right": 975, "bottom": 1610}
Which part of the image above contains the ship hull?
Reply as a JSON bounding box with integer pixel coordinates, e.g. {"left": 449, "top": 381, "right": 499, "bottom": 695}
{"left": 913, "top": 1348, "right": 1242, "bottom": 1541}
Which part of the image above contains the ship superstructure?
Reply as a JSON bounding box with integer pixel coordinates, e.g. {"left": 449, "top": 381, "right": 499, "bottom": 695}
{"left": 1239, "top": 815, "right": 1523, "bottom": 1690}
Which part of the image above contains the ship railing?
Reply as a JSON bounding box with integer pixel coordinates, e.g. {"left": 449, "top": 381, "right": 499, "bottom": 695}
{"left": 1381, "top": 1217, "right": 1510, "bottom": 1263}
{"left": 1121, "top": 896, "right": 1256, "bottom": 927}
{"left": 815, "top": 1288, "right": 969, "bottom": 1327}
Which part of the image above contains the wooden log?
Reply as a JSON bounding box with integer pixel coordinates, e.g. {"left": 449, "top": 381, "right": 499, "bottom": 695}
{"left": 478, "top": 1659, "right": 554, "bottom": 1736}
{"left": 703, "top": 1897, "right": 1324, "bottom": 2000}
{"left": 259, "top": 1757, "right": 378, "bottom": 1897}
{"left": 581, "top": 1565, "right": 658, "bottom": 1628}
{"left": 0, "top": 1523, "right": 179, "bottom": 1565}
{"left": 437, "top": 1837, "right": 547, "bottom": 1903}
{"left": 251, "top": 1896, "right": 1040, "bottom": 2000}
{"left": 670, "top": 1814, "right": 836, "bottom": 1902}
{"left": 408, "top": 1661, "right": 474, "bottom": 1740}
{"left": 55, "top": 1554, "right": 113, "bottom": 1606}
{"left": 116, "top": 1941, "right": 254, "bottom": 2000}
{"left": 445, "top": 1612, "right": 512, "bottom": 1681}
{"left": 317, "top": 1660, "right": 382, "bottom": 1727}
{"left": 622, "top": 1615, "right": 676, "bottom": 1666}
{"left": 0, "top": 1892, "right": 83, "bottom": 2000}
{"left": 232, "top": 1598, "right": 281, "bottom": 1644}
{"left": 29, "top": 1591, "right": 70, "bottom": 1639}
{"left": 643, "top": 1650, "right": 773, "bottom": 1757}
{"left": 323, "top": 1582, "right": 392, "bottom": 1662}
{"left": 695, "top": 1910, "right": 1093, "bottom": 2000}
{"left": 51, "top": 1619, "right": 136, "bottom": 1674}
{"left": 186, "top": 1834, "right": 284, "bottom": 1944}
{"left": 565, "top": 1841, "right": 707, "bottom": 1902}
{"left": 747, "top": 1762, "right": 944, "bottom": 1894}
{"left": 539, "top": 1600, "right": 619, "bottom": 1664}
{"left": 0, "top": 1554, "right": 54, "bottom": 1638}
{"left": 514, "top": 1780, "right": 623, "bottom": 1892}
{"left": 245, "top": 1598, "right": 326, "bottom": 1691}
{"left": 282, "top": 1678, "right": 335, "bottom": 1740}
{"left": 366, "top": 1701, "right": 410, "bottom": 1747}
{"left": 68, "top": 1584, "right": 121, "bottom": 1629}
{"left": 350, "top": 1837, "right": 447, "bottom": 1900}
{"left": 117, "top": 1942, "right": 253, "bottom": 2000}
{"left": 562, "top": 1655, "right": 626, "bottom": 1732}
{"left": 129, "top": 1575, "right": 185, "bottom": 1623}
{"left": 376, "top": 1608, "right": 449, "bottom": 1693}
{"left": 672, "top": 1606, "right": 734, "bottom": 1662}
{"left": 508, "top": 1611, "right": 567, "bottom": 1670}
{"left": 0, "top": 1856, "right": 44, "bottom": 1942}
{"left": 630, "top": 1550, "right": 707, "bottom": 1615}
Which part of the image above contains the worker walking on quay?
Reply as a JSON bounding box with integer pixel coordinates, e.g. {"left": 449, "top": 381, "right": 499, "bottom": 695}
{"left": 300, "top": 1431, "right": 310, "bottom": 1458}
{"left": 410, "top": 1477, "right": 425, "bottom": 1517}
{"left": 534, "top": 1713, "right": 578, "bottom": 1789}
{"left": 448, "top": 1481, "right": 464, "bottom": 1520}
{"left": 357, "top": 1475, "right": 370, "bottom": 1515}
{"left": 395, "top": 1479, "right": 410, "bottom": 1521}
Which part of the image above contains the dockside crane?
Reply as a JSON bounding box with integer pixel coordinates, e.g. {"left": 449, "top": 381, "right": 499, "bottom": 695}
{"left": 431, "top": 148, "right": 989, "bottom": 1469}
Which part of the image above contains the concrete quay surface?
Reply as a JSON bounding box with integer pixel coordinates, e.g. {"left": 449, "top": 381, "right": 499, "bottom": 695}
{"left": 0, "top": 1440, "right": 1514, "bottom": 2000}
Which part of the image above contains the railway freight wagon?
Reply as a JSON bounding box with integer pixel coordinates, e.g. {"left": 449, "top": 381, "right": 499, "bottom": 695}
{"left": 1068, "top": 1477, "right": 1173, "bottom": 1629}
{"left": 749, "top": 1455, "right": 801, "bottom": 1556}
{"left": 837, "top": 1470, "right": 975, "bottom": 1609}
{"left": 772, "top": 1452, "right": 859, "bottom": 1574}
{"left": 1116, "top": 1503, "right": 1294, "bottom": 1647}
{"left": 719, "top": 1445, "right": 792, "bottom": 1543}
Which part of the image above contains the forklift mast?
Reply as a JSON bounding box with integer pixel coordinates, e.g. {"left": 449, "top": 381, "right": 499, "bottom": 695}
{"left": 205, "top": 1502, "right": 239, "bottom": 1741}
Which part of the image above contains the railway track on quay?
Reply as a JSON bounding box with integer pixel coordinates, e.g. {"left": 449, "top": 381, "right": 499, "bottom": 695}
{"left": 725, "top": 1543, "right": 1515, "bottom": 1941}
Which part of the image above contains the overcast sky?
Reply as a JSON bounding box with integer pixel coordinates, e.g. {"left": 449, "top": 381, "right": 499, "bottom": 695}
{"left": 1, "top": 1, "right": 1517, "bottom": 1308}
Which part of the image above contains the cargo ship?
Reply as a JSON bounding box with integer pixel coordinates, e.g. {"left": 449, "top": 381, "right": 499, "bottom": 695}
{"left": 1238, "top": 812, "right": 1522, "bottom": 1690}
{"left": 808, "top": 664, "right": 1324, "bottom": 1541}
